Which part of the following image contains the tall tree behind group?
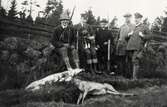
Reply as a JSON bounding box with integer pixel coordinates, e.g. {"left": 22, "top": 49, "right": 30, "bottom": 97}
{"left": 81, "top": 9, "right": 97, "bottom": 25}
{"left": 8, "top": 0, "right": 17, "bottom": 19}
{"left": 45, "top": 0, "right": 63, "bottom": 26}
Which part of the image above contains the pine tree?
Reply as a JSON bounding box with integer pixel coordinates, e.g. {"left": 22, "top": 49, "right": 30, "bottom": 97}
{"left": 8, "top": 0, "right": 17, "bottom": 19}
{"left": 45, "top": 0, "right": 63, "bottom": 26}
{"left": 81, "top": 9, "right": 96, "bottom": 25}
{"left": 0, "top": 7, "right": 7, "bottom": 17}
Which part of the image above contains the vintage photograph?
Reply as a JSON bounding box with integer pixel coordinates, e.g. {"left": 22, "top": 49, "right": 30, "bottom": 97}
{"left": 0, "top": 0, "right": 167, "bottom": 107}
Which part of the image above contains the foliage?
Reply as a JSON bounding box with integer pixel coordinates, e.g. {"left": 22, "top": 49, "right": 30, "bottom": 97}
{"left": 109, "top": 16, "right": 118, "bottom": 29}
{"left": 151, "top": 17, "right": 163, "bottom": 31}
{"left": 45, "top": 0, "right": 63, "bottom": 26}
{"left": 81, "top": 9, "right": 97, "bottom": 25}
{"left": 8, "top": 0, "right": 17, "bottom": 19}
{"left": 0, "top": 37, "right": 60, "bottom": 90}
{"left": 0, "top": 7, "right": 7, "bottom": 17}
{"left": 139, "top": 41, "right": 167, "bottom": 78}
{"left": 161, "top": 17, "right": 167, "bottom": 32}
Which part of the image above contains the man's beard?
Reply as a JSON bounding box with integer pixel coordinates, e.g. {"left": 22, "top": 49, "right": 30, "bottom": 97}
{"left": 61, "top": 24, "right": 68, "bottom": 29}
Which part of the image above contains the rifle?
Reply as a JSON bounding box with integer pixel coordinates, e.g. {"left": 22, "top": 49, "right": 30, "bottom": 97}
{"left": 107, "top": 39, "right": 111, "bottom": 71}
{"left": 70, "top": 6, "right": 76, "bottom": 21}
{"left": 76, "top": 31, "right": 79, "bottom": 51}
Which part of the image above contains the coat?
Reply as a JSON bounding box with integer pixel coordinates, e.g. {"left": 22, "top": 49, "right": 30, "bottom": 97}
{"left": 116, "top": 23, "right": 135, "bottom": 56}
{"left": 95, "top": 28, "right": 113, "bottom": 48}
{"left": 52, "top": 25, "right": 76, "bottom": 48}
{"left": 74, "top": 23, "right": 95, "bottom": 50}
{"left": 126, "top": 23, "right": 150, "bottom": 51}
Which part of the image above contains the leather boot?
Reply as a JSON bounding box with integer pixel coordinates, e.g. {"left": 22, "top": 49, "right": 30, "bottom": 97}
{"left": 74, "top": 61, "right": 80, "bottom": 69}
{"left": 133, "top": 65, "right": 139, "bottom": 80}
{"left": 64, "top": 58, "right": 72, "bottom": 71}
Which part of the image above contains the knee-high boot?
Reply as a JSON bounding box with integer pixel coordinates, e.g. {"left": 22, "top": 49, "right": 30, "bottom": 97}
{"left": 133, "top": 65, "right": 139, "bottom": 80}
{"left": 64, "top": 58, "right": 72, "bottom": 71}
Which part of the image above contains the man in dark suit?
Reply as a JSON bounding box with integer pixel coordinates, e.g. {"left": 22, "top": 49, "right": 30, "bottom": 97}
{"left": 52, "top": 11, "right": 79, "bottom": 71}
{"left": 95, "top": 19, "right": 113, "bottom": 73}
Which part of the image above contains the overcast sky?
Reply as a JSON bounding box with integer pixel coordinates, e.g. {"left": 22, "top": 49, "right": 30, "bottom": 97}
{"left": 2, "top": 0, "right": 167, "bottom": 25}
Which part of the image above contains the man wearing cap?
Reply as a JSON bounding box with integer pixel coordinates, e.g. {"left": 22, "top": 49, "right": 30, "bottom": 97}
{"left": 126, "top": 12, "right": 150, "bottom": 80}
{"left": 95, "top": 19, "right": 113, "bottom": 73}
{"left": 52, "top": 11, "right": 79, "bottom": 71}
{"left": 74, "top": 14, "right": 97, "bottom": 73}
{"left": 116, "top": 13, "right": 135, "bottom": 77}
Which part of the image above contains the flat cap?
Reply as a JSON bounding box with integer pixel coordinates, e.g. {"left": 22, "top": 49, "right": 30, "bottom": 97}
{"left": 134, "top": 12, "right": 143, "bottom": 18}
{"left": 123, "top": 13, "right": 132, "bottom": 17}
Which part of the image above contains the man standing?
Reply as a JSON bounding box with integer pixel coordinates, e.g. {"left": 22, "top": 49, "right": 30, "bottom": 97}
{"left": 75, "top": 14, "right": 97, "bottom": 73}
{"left": 116, "top": 13, "right": 135, "bottom": 77}
{"left": 126, "top": 13, "right": 150, "bottom": 80}
{"left": 52, "top": 11, "right": 79, "bottom": 71}
{"left": 95, "top": 19, "right": 113, "bottom": 73}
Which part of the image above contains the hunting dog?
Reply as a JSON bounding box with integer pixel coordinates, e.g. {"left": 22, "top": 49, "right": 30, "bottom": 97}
{"left": 64, "top": 76, "right": 135, "bottom": 104}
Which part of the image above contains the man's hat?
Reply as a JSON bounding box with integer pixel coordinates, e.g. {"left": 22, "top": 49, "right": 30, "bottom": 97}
{"left": 100, "top": 19, "right": 108, "bottom": 23}
{"left": 80, "top": 13, "right": 88, "bottom": 20}
{"left": 134, "top": 12, "right": 143, "bottom": 18}
{"left": 60, "top": 11, "right": 70, "bottom": 20}
{"left": 123, "top": 13, "right": 132, "bottom": 17}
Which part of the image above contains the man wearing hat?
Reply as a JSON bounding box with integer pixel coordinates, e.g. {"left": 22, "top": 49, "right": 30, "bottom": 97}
{"left": 126, "top": 12, "right": 150, "bottom": 80}
{"left": 74, "top": 14, "right": 97, "bottom": 73}
{"left": 116, "top": 13, "right": 135, "bottom": 77}
{"left": 52, "top": 11, "right": 79, "bottom": 71}
{"left": 95, "top": 19, "right": 113, "bottom": 73}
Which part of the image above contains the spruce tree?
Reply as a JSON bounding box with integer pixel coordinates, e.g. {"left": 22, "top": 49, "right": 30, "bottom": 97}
{"left": 8, "top": 0, "right": 17, "bottom": 19}
{"left": 45, "top": 0, "right": 63, "bottom": 26}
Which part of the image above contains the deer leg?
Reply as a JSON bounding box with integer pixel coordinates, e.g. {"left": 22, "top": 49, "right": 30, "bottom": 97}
{"left": 107, "top": 90, "right": 135, "bottom": 96}
{"left": 77, "top": 93, "right": 83, "bottom": 104}
{"left": 104, "top": 83, "right": 119, "bottom": 93}
{"left": 81, "top": 91, "right": 88, "bottom": 104}
{"left": 107, "top": 90, "right": 121, "bottom": 95}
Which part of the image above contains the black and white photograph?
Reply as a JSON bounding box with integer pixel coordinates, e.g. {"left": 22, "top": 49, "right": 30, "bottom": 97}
{"left": 0, "top": 0, "right": 167, "bottom": 107}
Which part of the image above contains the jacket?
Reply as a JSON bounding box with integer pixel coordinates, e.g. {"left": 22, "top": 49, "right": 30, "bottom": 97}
{"left": 52, "top": 25, "right": 76, "bottom": 48}
{"left": 126, "top": 23, "right": 150, "bottom": 51}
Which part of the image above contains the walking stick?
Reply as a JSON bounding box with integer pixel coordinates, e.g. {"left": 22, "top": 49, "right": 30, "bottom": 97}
{"left": 107, "top": 39, "right": 111, "bottom": 71}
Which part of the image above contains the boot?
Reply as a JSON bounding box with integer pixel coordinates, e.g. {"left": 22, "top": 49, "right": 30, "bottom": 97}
{"left": 74, "top": 61, "right": 80, "bottom": 69}
{"left": 88, "top": 64, "right": 94, "bottom": 74}
{"left": 64, "top": 58, "right": 72, "bottom": 71}
{"left": 133, "top": 65, "right": 139, "bottom": 80}
{"left": 93, "top": 63, "right": 97, "bottom": 72}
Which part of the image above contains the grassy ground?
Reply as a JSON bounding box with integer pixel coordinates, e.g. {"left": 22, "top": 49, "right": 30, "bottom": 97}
{"left": 0, "top": 72, "right": 167, "bottom": 107}
{"left": 11, "top": 85, "right": 167, "bottom": 107}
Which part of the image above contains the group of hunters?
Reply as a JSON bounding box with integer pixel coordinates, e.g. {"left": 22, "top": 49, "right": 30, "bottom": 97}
{"left": 51, "top": 11, "right": 150, "bottom": 80}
